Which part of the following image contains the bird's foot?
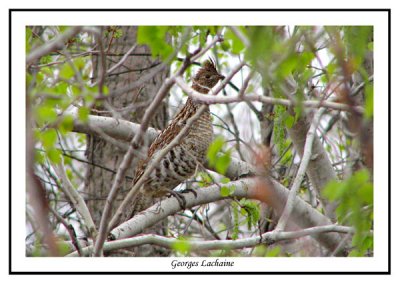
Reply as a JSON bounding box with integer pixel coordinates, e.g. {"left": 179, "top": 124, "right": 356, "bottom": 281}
{"left": 179, "top": 188, "right": 198, "bottom": 198}
{"left": 166, "top": 190, "right": 187, "bottom": 210}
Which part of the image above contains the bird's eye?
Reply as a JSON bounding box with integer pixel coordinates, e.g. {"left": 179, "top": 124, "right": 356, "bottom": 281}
{"left": 205, "top": 75, "right": 211, "bottom": 79}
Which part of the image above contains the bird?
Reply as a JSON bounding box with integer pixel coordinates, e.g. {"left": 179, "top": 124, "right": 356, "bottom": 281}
{"left": 124, "top": 59, "right": 225, "bottom": 220}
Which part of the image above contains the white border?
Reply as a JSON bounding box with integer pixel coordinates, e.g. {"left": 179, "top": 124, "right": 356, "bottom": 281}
{"left": 11, "top": 10, "right": 389, "bottom": 273}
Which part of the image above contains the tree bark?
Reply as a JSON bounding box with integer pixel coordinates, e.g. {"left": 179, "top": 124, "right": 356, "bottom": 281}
{"left": 84, "top": 26, "right": 170, "bottom": 256}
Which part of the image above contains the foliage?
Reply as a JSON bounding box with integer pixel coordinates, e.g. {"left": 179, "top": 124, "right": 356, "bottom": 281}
{"left": 207, "top": 136, "right": 232, "bottom": 175}
{"left": 137, "top": 26, "right": 174, "bottom": 59}
{"left": 172, "top": 236, "right": 192, "bottom": 255}
{"left": 323, "top": 169, "right": 373, "bottom": 256}
{"left": 231, "top": 199, "right": 261, "bottom": 240}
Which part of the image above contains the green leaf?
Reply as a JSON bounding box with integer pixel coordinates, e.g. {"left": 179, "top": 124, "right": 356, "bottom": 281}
{"left": 41, "top": 129, "right": 57, "bottom": 149}
{"left": 239, "top": 199, "right": 260, "bottom": 230}
{"left": 66, "top": 168, "right": 74, "bottom": 181}
{"left": 113, "top": 28, "right": 123, "bottom": 39}
{"left": 172, "top": 238, "right": 191, "bottom": 254}
{"left": 74, "top": 57, "right": 86, "bottom": 70}
{"left": 137, "top": 26, "right": 173, "bottom": 59}
{"left": 47, "top": 148, "right": 62, "bottom": 164}
{"left": 220, "top": 177, "right": 230, "bottom": 184}
{"left": 26, "top": 27, "right": 32, "bottom": 53}
{"left": 224, "top": 28, "right": 245, "bottom": 54}
{"left": 54, "top": 81, "right": 69, "bottom": 95}
{"left": 71, "top": 85, "right": 81, "bottom": 96}
{"left": 57, "top": 242, "right": 71, "bottom": 256}
{"left": 207, "top": 136, "right": 225, "bottom": 166}
{"left": 364, "top": 83, "right": 373, "bottom": 119}
{"left": 284, "top": 115, "right": 295, "bottom": 129}
{"left": 343, "top": 26, "right": 373, "bottom": 68}
{"left": 207, "top": 136, "right": 231, "bottom": 175}
{"left": 34, "top": 150, "right": 45, "bottom": 164}
{"left": 278, "top": 54, "right": 298, "bottom": 78}
{"left": 232, "top": 204, "right": 239, "bottom": 240}
{"left": 39, "top": 55, "right": 52, "bottom": 65}
{"left": 64, "top": 155, "right": 72, "bottom": 165}
{"left": 220, "top": 41, "right": 231, "bottom": 51}
{"left": 197, "top": 171, "right": 212, "bottom": 187}
{"left": 36, "top": 105, "right": 58, "bottom": 124}
{"left": 78, "top": 106, "right": 89, "bottom": 122}
{"left": 273, "top": 105, "right": 287, "bottom": 156}
{"left": 265, "top": 246, "right": 281, "bottom": 257}
{"left": 322, "top": 169, "right": 373, "bottom": 255}
{"left": 215, "top": 151, "right": 231, "bottom": 175}
{"left": 367, "top": 41, "right": 373, "bottom": 51}
{"left": 220, "top": 185, "right": 235, "bottom": 197}
{"left": 59, "top": 63, "right": 74, "bottom": 80}
{"left": 59, "top": 114, "right": 74, "bottom": 134}
{"left": 220, "top": 186, "right": 231, "bottom": 197}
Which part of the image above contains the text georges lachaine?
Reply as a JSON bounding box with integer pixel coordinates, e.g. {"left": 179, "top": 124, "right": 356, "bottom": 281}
{"left": 171, "top": 259, "right": 235, "bottom": 270}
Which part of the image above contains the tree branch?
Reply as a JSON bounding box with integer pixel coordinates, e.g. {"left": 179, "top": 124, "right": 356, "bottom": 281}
{"left": 68, "top": 224, "right": 353, "bottom": 256}
{"left": 26, "top": 26, "right": 82, "bottom": 65}
{"left": 275, "top": 108, "right": 325, "bottom": 231}
{"left": 287, "top": 113, "right": 338, "bottom": 220}
{"left": 52, "top": 161, "right": 97, "bottom": 240}
{"left": 106, "top": 177, "right": 345, "bottom": 254}
{"left": 174, "top": 77, "right": 364, "bottom": 113}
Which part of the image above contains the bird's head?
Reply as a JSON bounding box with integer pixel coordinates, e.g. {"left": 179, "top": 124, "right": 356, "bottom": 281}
{"left": 192, "top": 58, "right": 225, "bottom": 93}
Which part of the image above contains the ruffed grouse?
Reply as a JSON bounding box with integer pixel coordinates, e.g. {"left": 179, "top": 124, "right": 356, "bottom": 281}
{"left": 125, "top": 59, "right": 225, "bottom": 219}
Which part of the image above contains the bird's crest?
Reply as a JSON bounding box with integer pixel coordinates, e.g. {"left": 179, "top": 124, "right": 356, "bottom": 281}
{"left": 202, "top": 57, "right": 217, "bottom": 72}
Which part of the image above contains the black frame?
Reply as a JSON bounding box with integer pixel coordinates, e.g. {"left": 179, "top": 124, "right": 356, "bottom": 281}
{"left": 10, "top": 8, "right": 391, "bottom": 275}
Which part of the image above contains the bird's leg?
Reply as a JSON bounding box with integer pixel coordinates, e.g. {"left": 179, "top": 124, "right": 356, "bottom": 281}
{"left": 179, "top": 188, "right": 198, "bottom": 198}
{"left": 166, "top": 189, "right": 187, "bottom": 210}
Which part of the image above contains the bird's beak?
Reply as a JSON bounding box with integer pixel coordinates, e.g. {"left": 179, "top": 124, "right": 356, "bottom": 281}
{"left": 219, "top": 75, "right": 225, "bottom": 81}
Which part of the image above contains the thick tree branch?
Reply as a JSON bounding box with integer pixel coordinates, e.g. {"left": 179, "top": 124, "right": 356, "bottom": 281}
{"left": 68, "top": 224, "right": 353, "bottom": 256}
{"left": 72, "top": 113, "right": 159, "bottom": 143}
{"left": 106, "top": 177, "right": 345, "bottom": 254}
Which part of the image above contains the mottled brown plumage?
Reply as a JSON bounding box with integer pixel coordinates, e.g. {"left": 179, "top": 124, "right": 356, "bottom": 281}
{"left": 125, "top": 59, "right": 224, "bottom": 219}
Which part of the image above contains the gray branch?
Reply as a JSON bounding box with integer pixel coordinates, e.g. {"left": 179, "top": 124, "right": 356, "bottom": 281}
{"left": 68, "top": 224, "right": 352, "bottom": 257}
{"left": 26, "top": 27, "right": 82, "bottom": 65}
{"left": 102, "top": 177, "right": 344, "bottom": 255}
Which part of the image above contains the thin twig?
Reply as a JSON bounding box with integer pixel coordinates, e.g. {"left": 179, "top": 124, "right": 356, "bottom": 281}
{"left": 52, "top": 160, "right": 97, "bottom": 240}
{"left": 49, "top": 206, "right": 83, "bottom": 257}
{"left": 26, "top": 26, "right": 82, "bottom": 65}
{"left": 106, "top": 44, "right": 137, "bottom": 74}
{"left": 175, "top": 79, "right": 364, "bottom": 113}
